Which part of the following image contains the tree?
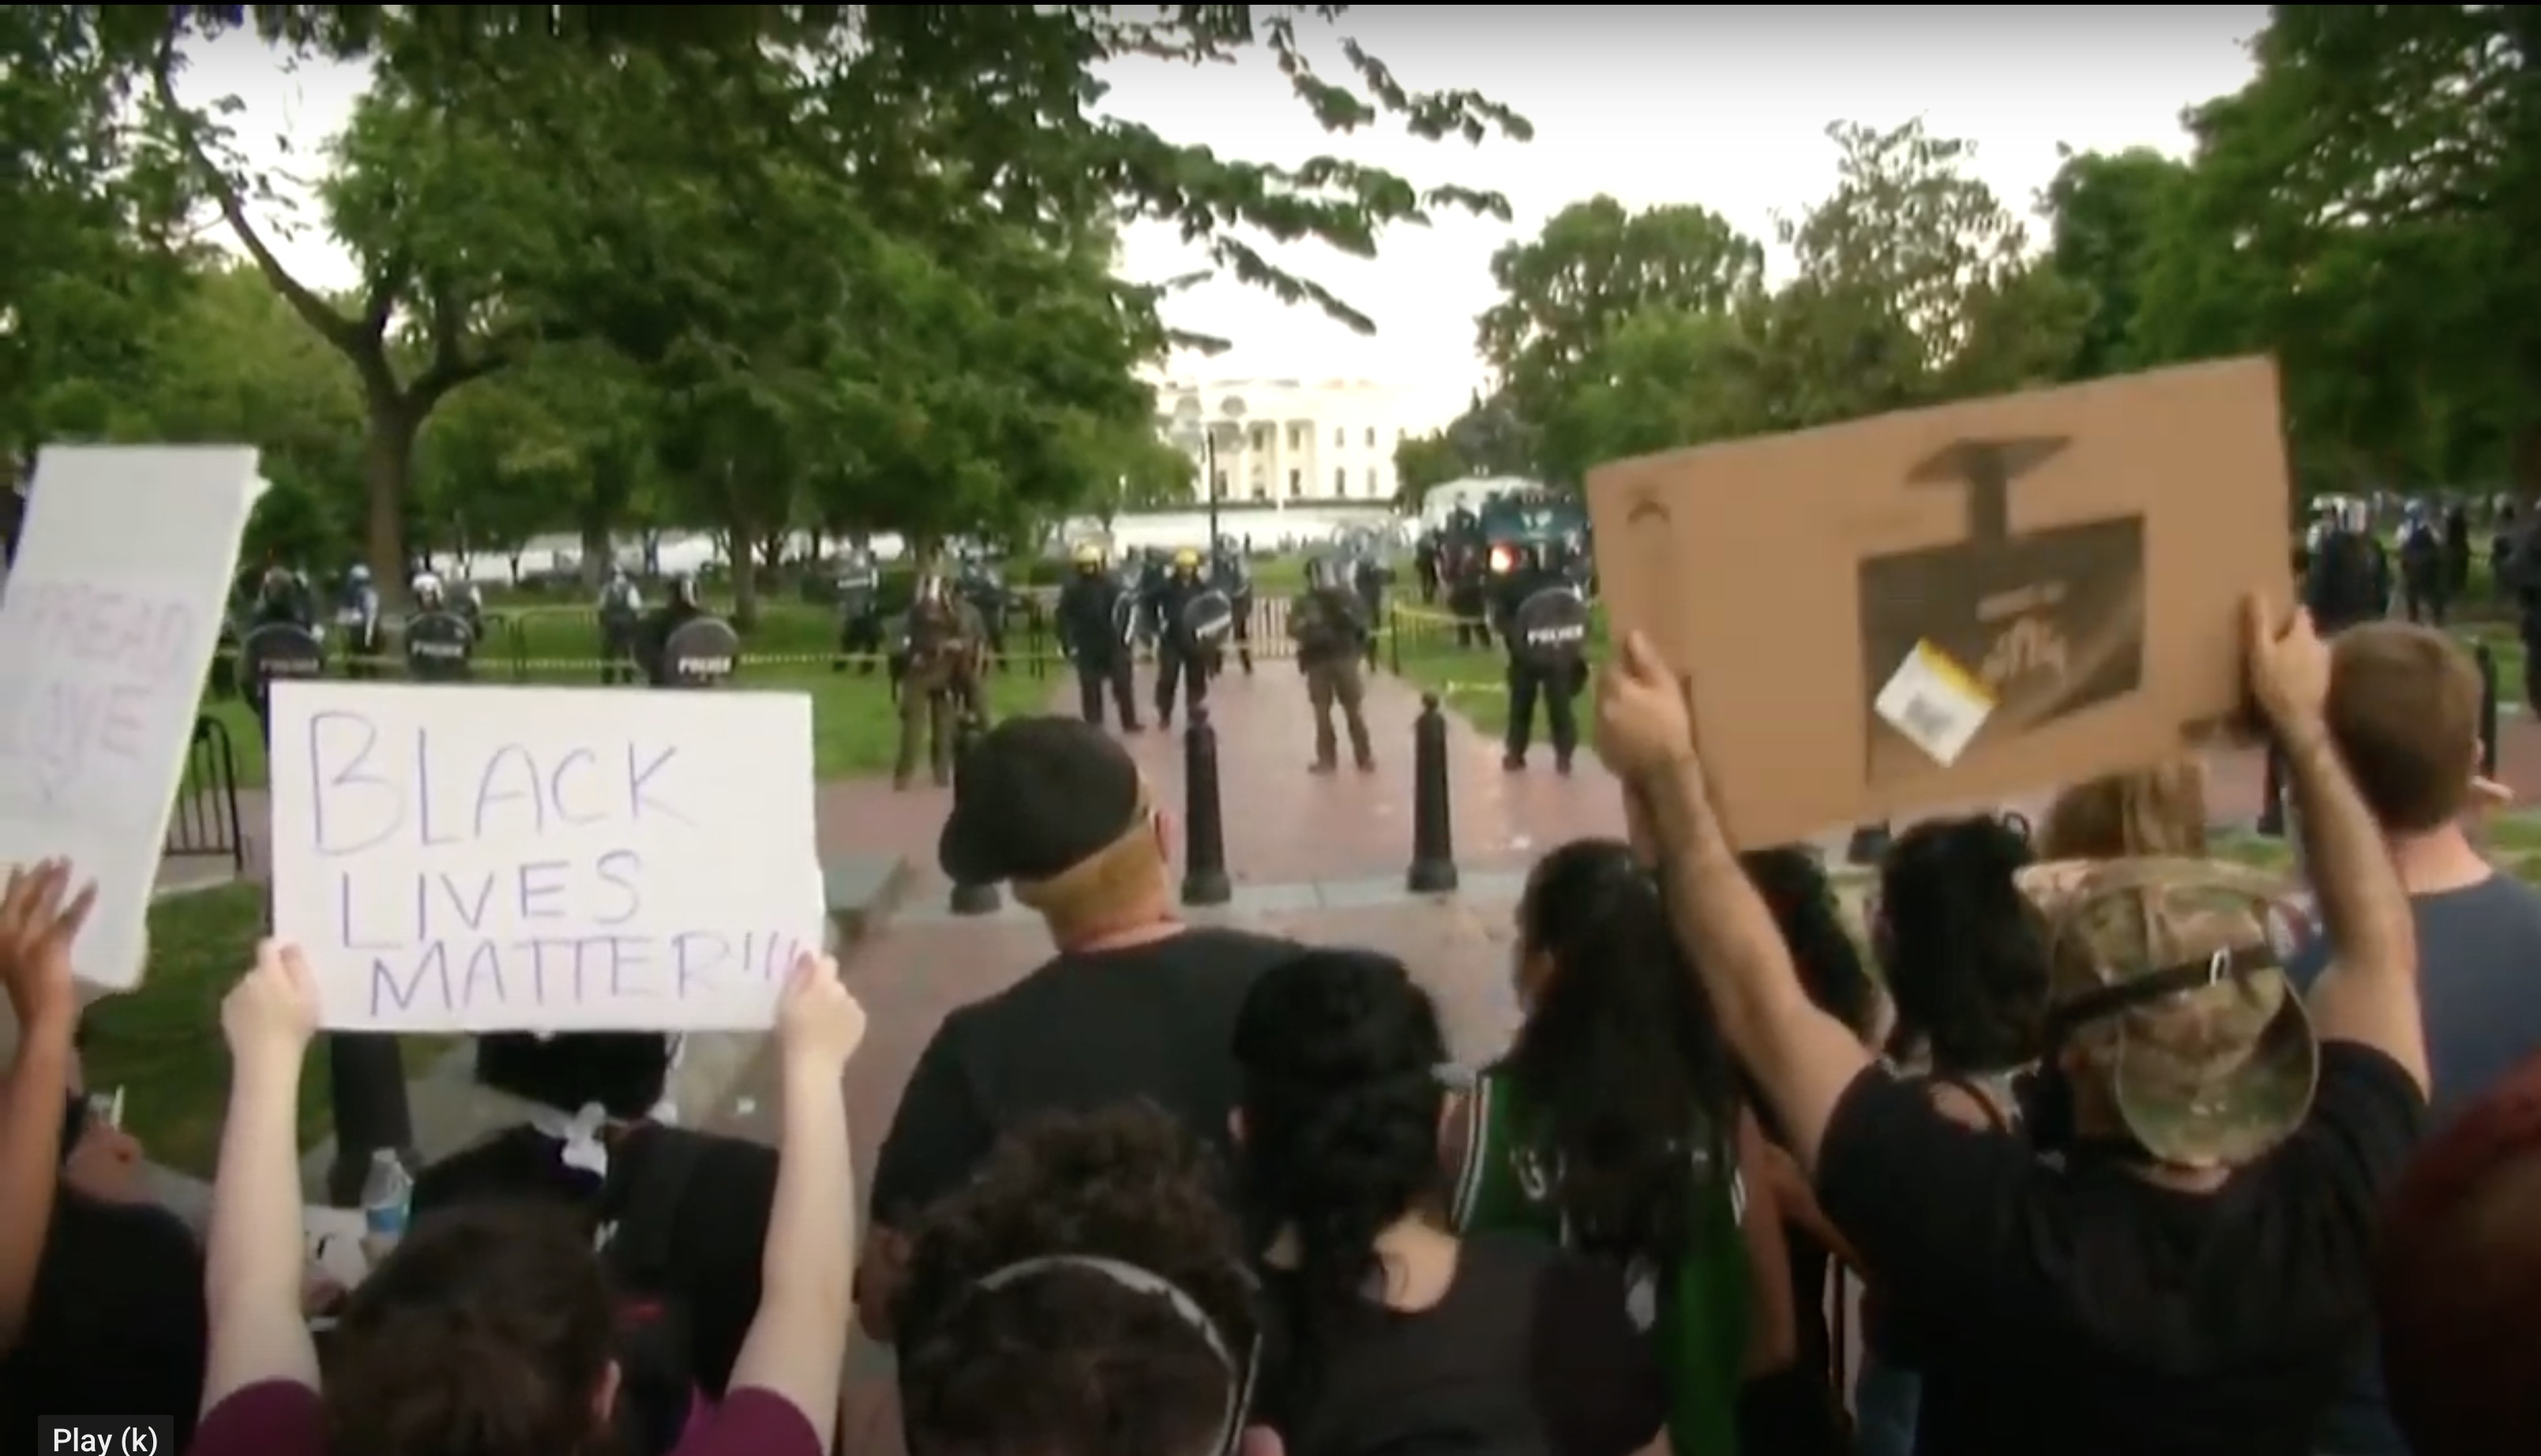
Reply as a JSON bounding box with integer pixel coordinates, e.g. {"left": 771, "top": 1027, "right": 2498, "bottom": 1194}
{"left": 1762, "top": 118, "right": 2087, "bottom": 428}
{"left": 0, "top": 8, "right": 193, "bottom": 463}
{"left": 122, "top": 6, "right": 1532, "bottom": 582}
{"left": 1391, "top": 430, "right": 1469, "bottom": 508}
{"left": 2040, "top": 145, "right": 2191, "bottom": 381}
{"left": 2116, "top": 7, "right": 2524, "bottom": 495}
{"left": 1476, "top": 196, "right": 1765, "bottom": 474}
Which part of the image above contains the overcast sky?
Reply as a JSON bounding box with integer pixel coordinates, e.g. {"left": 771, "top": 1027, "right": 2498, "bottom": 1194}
{"left": 174, "top": 6, "right": 2265, "bottom": 430}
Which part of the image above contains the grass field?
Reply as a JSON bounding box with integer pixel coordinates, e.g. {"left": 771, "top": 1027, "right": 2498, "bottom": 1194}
{"left": 79, "top": 884, "right": 455, "bottom": 1177}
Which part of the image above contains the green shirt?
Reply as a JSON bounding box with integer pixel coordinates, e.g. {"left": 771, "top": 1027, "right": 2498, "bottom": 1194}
{"left": 1447, "top": 1066, "right": 1749, "bottom": 1456}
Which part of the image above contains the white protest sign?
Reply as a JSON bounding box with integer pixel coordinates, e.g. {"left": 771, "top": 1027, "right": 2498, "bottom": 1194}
{"left": 267, "top": 680, "right": 825, "bottom": 1032}
{"left": 0, "top": 446, "right": 265, "bottom": 990}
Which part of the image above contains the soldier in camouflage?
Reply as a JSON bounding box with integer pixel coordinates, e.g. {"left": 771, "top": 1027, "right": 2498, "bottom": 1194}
{"left": 894, "top": 569, "right": 987, "bottom": 790}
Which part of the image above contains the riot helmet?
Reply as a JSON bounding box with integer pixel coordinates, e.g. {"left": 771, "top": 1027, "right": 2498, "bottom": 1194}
{"left": 411, "top": 572, "right": 445, "bottom": 610}
{"left": 1172, "top": 548, "right": 1201, "bottom": 579}
{"left": 345, "top": 563, "right": 371, "bottom": 587}
{"left": 1072, "top": 542, "right": 1105, "bottom": 575}
{"left": 1306, "top": 554, "right": 1349, "bottom": 593}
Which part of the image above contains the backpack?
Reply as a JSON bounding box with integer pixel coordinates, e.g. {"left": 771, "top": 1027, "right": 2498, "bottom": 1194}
{"left": 602, "top": 1131, "right": 715, "bottom": 1456}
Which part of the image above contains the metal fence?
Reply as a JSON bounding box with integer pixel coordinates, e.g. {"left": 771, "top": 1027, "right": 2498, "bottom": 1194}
{"left": 165, "top": 715, "right": 246, "bottom": 872}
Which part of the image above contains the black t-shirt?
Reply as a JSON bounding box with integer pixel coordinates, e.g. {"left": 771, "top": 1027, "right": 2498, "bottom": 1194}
{"left": 1255, "top": 1233, "right": 1665, "bottom": 1456}
{"left": 413, "top": 1121, "right": 777, "bottom": 1397}
{"left": 869, "top": 927, "right": 1300, "bottom": 1226}
{"left": 0, "top": 1193, "right": 208, "bottom": 1447}
{"left": 1814, "top": 1041, "right": 2423, "bottom": 1456}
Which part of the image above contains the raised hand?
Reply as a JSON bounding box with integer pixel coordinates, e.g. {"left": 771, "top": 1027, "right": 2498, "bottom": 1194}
{"left": 0, "top": 859, "right": 97, "bottom": 1035}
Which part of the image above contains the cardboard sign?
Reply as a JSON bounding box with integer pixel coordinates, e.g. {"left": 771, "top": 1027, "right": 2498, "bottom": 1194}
{"left": 1582, "top": 358, "right": 2288, "bottom": 848}
{"left": 0, "top": 447, "right": 265, "bottom": 989}
{"left": 267, "top": 680, "right": 825, "bottom": 1032}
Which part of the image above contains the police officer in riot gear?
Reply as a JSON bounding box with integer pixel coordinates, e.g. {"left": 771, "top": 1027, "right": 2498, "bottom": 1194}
{"left": 1147, "top": 548, "right": 1211, "bottom": 727}
{"left": 2304, "top": 501, "right": 2387, "bottom": 634}
{"left": 597, "top": 567, "right": 644, "bottom": 684}
{"left": 1057, "top": 543, "right": 1141, "bottom": 730}
{"left": 2398, "top": 505, "right": 2447, "bottom": 624}
{"left": 1210, "top": 535, "right": 1255, "bottom": 677}
{"left": 253, "top": 565, "right": 316, "bottom": 630}
{"left": 637, "top": 574, "right": 706, "bottom": 686}
{"left": 1350, "top": 550, "right": 1391, "bottom": 668}
{"left": 1442, "top": 509, "right": 1492, "bottom": 649}
{"left": 1292, "top": 554, "right": 1376, "bottom": 773}
{"left": 832, "top": 548, "right": 884, "bottom": 674}
{"left": 1494, "top": 542, "right": 1584, "bottom": 773}
{"left": 895, "top": 570, "right": 985, "bottom": 790}
{"left": 1135, "top": 546, "right": 1170, "bottom": 655}
{"left": 332, "top": 564, "right": 384, "bottom": 679}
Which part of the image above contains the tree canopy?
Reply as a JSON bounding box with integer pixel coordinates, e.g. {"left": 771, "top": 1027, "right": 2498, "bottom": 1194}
{"left": 5, "top": 4, "right": 1530, "bottom": 618}
{"left": 1421, "top": 6, "right": 2541, "bottom": 507}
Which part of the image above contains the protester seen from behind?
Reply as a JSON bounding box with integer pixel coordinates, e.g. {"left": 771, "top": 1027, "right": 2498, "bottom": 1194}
{"left": 1233, "top": 947, "right": 1666, "bottom": 1456}
{"left": 0, "top": 865, "right": 212, "bottom": 1446}
{"left": 2284, "top": 620, "right": 2541, "bottom": 1455}
{"left": 895, "top": 1104, "right": 1270, "bottom": 1456}
{"left": 187, "top": 941, "right": 865, "bottom": 1456}
{"left": 862, "top": 717, "right": 1299, "bottom": 1339}
{"left": 2037, "top": 758, "right": 2209, "bottom": 861}
{"left": 1444, "top": 835, "right": 1793, "bottom": 1456}
{"left": 1849, "top": 813, "right": 2051, "bottom": 1456}
{"left": 1730, "top": 849, "right": 1883, "bottom": 1456}
{"left": 1593, "top": 599, "right": 2428, "bottom": 1456}
{"left": 2373, "top": 1048, "right": 2541, "bottom": 1456}
{"left": 409, "top": 1030, "right": 779, "bottom": 1405}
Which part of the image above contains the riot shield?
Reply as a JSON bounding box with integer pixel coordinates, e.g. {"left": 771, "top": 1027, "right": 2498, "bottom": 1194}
{"left": 1109, "top": 590, "right": 1139, "bottom": 649}
{"left": 1180, "top": 587, "right": 1234, "bottom": 653}
{"left": 1511, "top": 586, "right": 1591, "bottom": 674}
{"left": 237, "top": 621, "right": 325, "bottom": 716}
{"left": 662, "top": 616, "right": 741, "bottom": 688}
{"left": 403, "top": 610, "right": 475, "bottom": 682}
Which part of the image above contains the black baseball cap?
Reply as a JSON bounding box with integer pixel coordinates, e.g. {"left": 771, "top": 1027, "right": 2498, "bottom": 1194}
{"left": 938, "top": 717, "right": 1146, "bottom": 886}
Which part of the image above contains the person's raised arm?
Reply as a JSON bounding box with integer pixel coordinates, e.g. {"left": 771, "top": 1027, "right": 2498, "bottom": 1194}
{"left": 1597, "top": 635, "right": 1872, "bottom": 1171}
{"left": 726, "top": 953, "right": 865, "bottom": 1436}
{"left": 0, "top": 863, "right": 94, "bottom": 1354}
{"left": 201, "top": 941, "right": 323, "bottom": 1409}
{"left": 2248, "top": 598, "right": 2428, "bottom": 1094}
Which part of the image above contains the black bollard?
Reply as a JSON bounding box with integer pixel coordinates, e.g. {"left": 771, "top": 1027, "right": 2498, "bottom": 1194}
{"left": 1180, "top": 706, "right": 1233, "bottom": 906}
{"left": 259, "top": 693, "right": 416, "bottom": 1207}
{"left": 2478, "top": 640, "right": 2501, "bottom": 779}
{"left": 947, "top": 713, "right": 1003, "bottom": 916}
{"left": 2255, "top": 743, "right": 2288, "bottom": 839}
{"left": 1842, "top": 820, "right": 1892, "bottom": 866}
{"left": 1407, "top": 692, "right": 1459, "bottom": 894}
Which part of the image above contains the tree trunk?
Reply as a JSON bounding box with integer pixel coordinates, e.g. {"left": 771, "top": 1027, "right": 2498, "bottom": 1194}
{"left": 362, "top": 401, "right": 420, "bottom": 602}
{"left": 726, "top": 509, "right": 762, "bottom": 632}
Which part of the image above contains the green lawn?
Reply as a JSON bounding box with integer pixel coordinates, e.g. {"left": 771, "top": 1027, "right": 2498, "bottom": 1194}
{"left": 79, "top": 884, "right": 454, "bottom": 1178}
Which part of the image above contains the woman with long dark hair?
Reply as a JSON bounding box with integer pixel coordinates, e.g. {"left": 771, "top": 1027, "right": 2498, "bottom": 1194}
{"left": 1849, "top": 814, "right": 2051, "bottom": 1456}
{"left": 1233, "top": 946, "right": 1664, "bottom": 1456}
{"left": 1442, "top": 837, "right": 1796, "bottom": 1456}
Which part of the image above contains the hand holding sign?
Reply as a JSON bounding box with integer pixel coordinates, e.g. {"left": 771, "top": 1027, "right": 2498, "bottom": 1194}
{"left": 0, "top": 859, "right": 95, "bottom": 1034}
{"left": 1595, "top": 632, "right": 1698, "bottom": 781}
{"left": 776, "top": 951, "right": 866, "bottom": 1074}
{"left": 223, "top": 939, "right": 320, "bottom": 1064}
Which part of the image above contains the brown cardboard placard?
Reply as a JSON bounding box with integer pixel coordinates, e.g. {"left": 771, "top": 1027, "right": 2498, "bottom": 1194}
{"left": 1582, "top": 357, "right": 2288, "bottom": 849}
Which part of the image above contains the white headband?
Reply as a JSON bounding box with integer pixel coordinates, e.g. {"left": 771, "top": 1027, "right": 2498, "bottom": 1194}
{"left": 974, "top": 1254, "right": 1255, "bottom": 1456}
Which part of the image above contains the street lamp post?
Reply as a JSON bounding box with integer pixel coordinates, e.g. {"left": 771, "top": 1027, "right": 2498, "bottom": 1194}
{"left": 1173, "top": 405, "right": 1244, "bottom": 550}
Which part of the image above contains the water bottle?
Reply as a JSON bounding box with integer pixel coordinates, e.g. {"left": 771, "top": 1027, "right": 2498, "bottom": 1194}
{"left": 359, "top": 1148, "right": 413, "bottom": 1266}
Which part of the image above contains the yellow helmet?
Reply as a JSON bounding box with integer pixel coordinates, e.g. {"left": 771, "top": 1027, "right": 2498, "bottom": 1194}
{"left": 1172, "top": 548, "right": 1201, "bottom": 570}
{"left": 1072, "top": 543, "right": 1104, "bottom": 567}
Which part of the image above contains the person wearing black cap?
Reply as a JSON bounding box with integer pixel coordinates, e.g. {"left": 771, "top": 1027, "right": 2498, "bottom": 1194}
{"left": 857, "top": 715, "right": 1302, "bottom": 1342}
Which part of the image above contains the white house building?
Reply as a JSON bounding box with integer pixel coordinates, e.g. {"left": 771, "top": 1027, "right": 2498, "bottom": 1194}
{"left": 1151, "top": 377, "right": 1437, "bottom": 508}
